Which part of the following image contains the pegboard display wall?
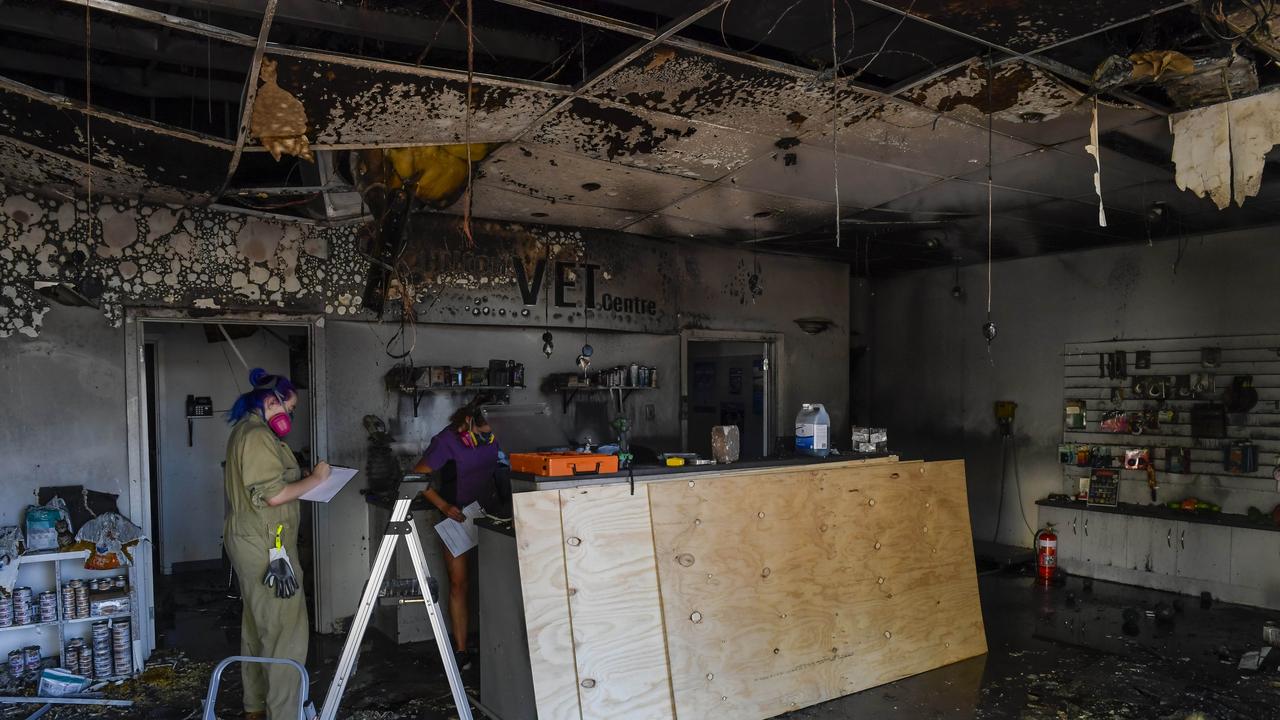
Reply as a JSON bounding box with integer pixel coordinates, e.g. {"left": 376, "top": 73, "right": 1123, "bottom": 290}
{"left": 1062, "top": 334, "right": 1280, "bottom": 503}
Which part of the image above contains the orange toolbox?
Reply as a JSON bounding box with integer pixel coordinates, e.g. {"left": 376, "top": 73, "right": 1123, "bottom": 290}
{"left": 508, "top": 452, "right": 619, "bottom": 477}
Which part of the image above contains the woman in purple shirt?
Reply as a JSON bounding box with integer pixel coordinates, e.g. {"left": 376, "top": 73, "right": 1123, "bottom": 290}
{"left": 413, "top": 401, "right": 500, "bottom": 670}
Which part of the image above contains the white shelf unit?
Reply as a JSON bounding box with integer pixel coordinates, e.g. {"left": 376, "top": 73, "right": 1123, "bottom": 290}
{"left": 1, "top": 550, "right": 141, "bottom": 683}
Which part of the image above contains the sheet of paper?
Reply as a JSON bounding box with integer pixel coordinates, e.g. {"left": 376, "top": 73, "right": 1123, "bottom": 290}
{"left": 299, "top": 465, "right": 359, "bottom": 503}
{"left": 435, "top": 502, "right": 484, "bottom": 556}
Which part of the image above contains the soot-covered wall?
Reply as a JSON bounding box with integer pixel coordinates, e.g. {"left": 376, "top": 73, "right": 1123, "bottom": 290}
{"left": 868, "top": 229, "right": 1280, "bottom": 548}
{"left": 0, "top": 184, "right": 850, "bottom": 632}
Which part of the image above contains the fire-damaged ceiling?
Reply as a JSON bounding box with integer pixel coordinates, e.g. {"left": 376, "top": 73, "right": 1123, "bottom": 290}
{"left": 4, "top": 0, "right": 1280, "bottom": 274}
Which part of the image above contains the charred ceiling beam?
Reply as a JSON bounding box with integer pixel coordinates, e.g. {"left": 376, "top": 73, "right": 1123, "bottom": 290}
{"left": 218, "top": 0, "right": 277, "bottom": 197}
{"left": 857, "top": 0, "right": 1182, "bottom": 115}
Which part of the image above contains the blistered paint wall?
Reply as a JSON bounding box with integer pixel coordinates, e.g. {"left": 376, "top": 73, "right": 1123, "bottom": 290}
{"left": 868, "top": 228, "right": 1280, "bottom": 548}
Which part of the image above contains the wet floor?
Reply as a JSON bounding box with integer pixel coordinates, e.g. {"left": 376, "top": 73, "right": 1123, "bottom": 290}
{"left": 5, "top": 566, "right": 1279, "bottom": 719}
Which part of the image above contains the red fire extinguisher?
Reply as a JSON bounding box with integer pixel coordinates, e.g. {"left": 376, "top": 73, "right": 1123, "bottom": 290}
{"left": 1035, "top": 525, "right": 1058, "bottom": 582}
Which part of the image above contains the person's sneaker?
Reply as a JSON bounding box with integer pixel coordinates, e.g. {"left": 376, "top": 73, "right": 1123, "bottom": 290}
{"left": 454, "top": 649, "right": 472, "bottom": 671}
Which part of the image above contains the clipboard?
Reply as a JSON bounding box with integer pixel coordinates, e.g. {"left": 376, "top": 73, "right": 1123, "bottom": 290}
{"left": 300, "top": 465, "right": 359, "bottom": 503}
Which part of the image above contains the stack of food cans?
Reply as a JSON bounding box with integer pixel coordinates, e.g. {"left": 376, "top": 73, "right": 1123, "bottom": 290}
{"left": 63, "top": 639, "right": 82, "bottom": 673}
{"left": 75, "top": 639, "right": 91, "bottom": 678}
{"left": 0, "top": 591, "right": 12, "bottom": 628}
{"left": 111, "top": 620, "right": 132, "bottom": 676}
{"left": 60, "top": 584, "right": 74, "bottom": 620}
{"left": 72, "top": 580, "right": 89, "bottom": 619}
{"left": 91, "top": 621, "right": 111, "bottom": 678}
{"left": 38, "top": 591, "right": 57, "bottom": 623}
{"left": 22, "top": 645, "right": 40, "bottom": 674}
{"left": 12, "top": 587, "right": 32, "bottom": 626}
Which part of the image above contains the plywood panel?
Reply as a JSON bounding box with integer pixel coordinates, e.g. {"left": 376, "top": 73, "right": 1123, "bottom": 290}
{"left": 512, "top": 490, "right": 581, "bottom": 720}
{"left": 559, "top": 484, "right": 675, "bottom": 720}
{"left": 648, "top": 460, "right": 986, "bottom": 720}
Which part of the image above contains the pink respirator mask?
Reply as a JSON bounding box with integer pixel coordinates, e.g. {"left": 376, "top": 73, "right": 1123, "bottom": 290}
{"left": 268, "top": 412, "right": 293, "bottom": 438}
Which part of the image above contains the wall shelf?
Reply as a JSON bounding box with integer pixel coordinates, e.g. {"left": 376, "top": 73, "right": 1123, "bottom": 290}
{"left": 554, "top": 385, "right": 658, "bottom": 413}
{"left": 393, "top": 385, "right": 524, "bottom": 417}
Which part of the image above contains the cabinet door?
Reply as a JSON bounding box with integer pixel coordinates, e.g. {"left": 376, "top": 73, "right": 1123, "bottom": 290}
{"left": 1081, "top": 512, "right": 1127, "bottom": 568}
{"left": 1230, "top": 527, "right": 1280, "bottom": 589}
{"left": 1125, "top": 516, "right": 1178, "bottom": 575}
{"left": 1175, "top": 522, "right": 1232, "bottom": 584}
{"left": 1037, "top": 506, "right": 1081, "bottom": 568}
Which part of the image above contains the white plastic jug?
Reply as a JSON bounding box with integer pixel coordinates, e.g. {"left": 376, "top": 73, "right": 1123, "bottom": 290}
{"left": 795, "top": 403, "right": 831, "bottom": 457}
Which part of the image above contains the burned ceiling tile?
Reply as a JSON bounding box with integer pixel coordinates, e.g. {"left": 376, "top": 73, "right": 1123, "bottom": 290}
{"left": 661, "top": 185, "right": 834, "bottom": 237}
{"left": 803, "top": 98, "right": 1037, "bottom": 177}
{"left": 462, "top": 180, "right": 644, "bottom": 232}
{"left": 876, "top": 0, "right": 1178, "bottom": 53}
{"left": 904, "top": 58, "right": 1080, "bottom": 126}
{"left": 532, "top": 97, "right": 769, "bottom": 181}
{"left": 479, "top": 142, "right": 705, "bottom": 213}
{"left": 902, "top": 58, "right": 1158, "bottom": 146}
{"left": 731, "top": 143, "right": 942, "bottom": 209}
{"left": 625, "top": 212, "right": 755, "bottom": 242}
{"left": 265, "top": 53, "right": 563, "bottom": 148}
{"left": 1171, "top": 90, "right": 1280, "bottom": 209}
{"left": 589, "top": 45, "right": 869, "bottom": 138}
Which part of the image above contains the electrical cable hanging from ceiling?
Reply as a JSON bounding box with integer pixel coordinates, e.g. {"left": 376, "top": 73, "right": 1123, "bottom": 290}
{"left": 982, "top": 53, "right": 997, "bottom": 358}
{"left": 831, "top": 0, "right": 841, "bottom": 249}
{"left": 460, "top": 0, "right": 476, "bottom": 248}
{"left": 83, "top": 4, "right": 93, "bottom": 217}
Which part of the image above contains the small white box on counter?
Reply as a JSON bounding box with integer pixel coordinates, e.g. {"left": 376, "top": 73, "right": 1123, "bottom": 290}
{"left": 852, "top": 427, "right": 888, "bottom": 444}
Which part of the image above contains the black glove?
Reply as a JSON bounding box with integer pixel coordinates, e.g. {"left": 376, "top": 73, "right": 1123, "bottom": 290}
{"left": 263, "top": 525, "right": 299, "bottom": 599}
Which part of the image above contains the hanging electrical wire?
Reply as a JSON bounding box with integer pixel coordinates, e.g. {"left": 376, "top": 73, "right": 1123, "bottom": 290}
{"left": 831, "top": 0, "right": 841, "bottom": 249}
{"left": 83, "top": 4, "right": 93, "bottom": 214}
{"left": 982, "top": 53, "right": 997, "bottom": 355}
{"left": 461, "top": 0, "right": 476, "bottom": 248}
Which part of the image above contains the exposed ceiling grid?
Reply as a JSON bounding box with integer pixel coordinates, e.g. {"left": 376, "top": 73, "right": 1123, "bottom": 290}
{"left": 0, "top": 0, "right": 1277, "bottom": 273}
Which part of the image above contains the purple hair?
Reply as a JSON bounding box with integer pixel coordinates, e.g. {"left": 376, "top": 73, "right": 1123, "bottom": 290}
{"left": 228, "top": 368, "right": 296, "bottom": 424}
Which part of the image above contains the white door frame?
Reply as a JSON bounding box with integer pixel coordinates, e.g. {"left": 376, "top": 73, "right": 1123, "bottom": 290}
{"left": 124, "top": 308, "right": 329, "bottom": 653}
{"left": 679, "top": 328, "right": 784, "bottom": 456}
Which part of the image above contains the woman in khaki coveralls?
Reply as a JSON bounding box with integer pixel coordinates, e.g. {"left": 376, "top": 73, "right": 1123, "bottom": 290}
{"left": 224, "top": 369, "right": 330, "bottom": 720}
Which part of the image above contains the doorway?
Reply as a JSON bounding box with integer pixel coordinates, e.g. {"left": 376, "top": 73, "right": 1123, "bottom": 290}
{"left": 683, "top": 337, "right": 777, "bottom": 460}
{"left": 126, "top": 313, "right": 327, "bottom": 656}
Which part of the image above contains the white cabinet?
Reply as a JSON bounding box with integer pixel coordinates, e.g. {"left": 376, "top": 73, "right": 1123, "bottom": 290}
{"left": 1038, "top": 503, "right": 1280, "bottom": 610}
{"left": 1080, "top": 512, "right": 1127, "bottom": 568}
{"left": 1124, "top": 516, "right": 1177, "bottom": 576}
{"left": 1174, "top": 522, "right": 1232, "bottom": 584}
{"left": 1037, "top": 506, "right": 1081, "bottom": 571}
{"left": 1230, "top": 527, "right": 1280, "bottom": 588}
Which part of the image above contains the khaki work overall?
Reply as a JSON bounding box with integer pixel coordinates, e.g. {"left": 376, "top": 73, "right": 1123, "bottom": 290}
{"left": 224, "top": 413, "right": 308, "bottom": 719}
